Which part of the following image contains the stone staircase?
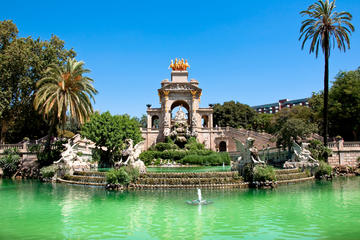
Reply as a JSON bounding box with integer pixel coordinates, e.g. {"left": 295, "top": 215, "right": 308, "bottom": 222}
{"left": 275, "top": 168, "right": 314, "bottom": 184}
{"left": 56, "top": 168, "right": 314, "bottom": 188}
{"left": 135, "top": 171, "right": 248, "bottom": 189}
{"left": 57, "top": 171, "right": 106, "bottom": 186}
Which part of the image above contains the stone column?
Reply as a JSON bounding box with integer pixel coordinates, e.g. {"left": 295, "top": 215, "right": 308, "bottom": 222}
{"left": 147, "top": 114, "right": 151, "bottom": 129}
{"left": 190, "top": 90, "right": 198, "bottom": 128}
{"left": 162, "top": 91, "right": 170, "bottom": 136}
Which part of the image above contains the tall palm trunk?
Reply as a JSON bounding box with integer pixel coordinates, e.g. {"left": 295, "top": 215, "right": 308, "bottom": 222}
{"left": 323, "top": 34, "right": 329, "bottom": 161}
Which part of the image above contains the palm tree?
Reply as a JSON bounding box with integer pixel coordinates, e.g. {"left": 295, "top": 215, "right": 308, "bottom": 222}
{"left": 34, "top": 58, "right": 98, "bottom": 136}
{"left": 299, "top": 0, "right": 354, "bottom": 156}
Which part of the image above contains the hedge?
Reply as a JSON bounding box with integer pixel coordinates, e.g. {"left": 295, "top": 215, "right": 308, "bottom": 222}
{"left": 139, "top": 149, "right": 227, "bottom": 166}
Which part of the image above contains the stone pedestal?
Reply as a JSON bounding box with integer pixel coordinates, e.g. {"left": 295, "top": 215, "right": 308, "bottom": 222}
{"left": 171, "top": 71, "right": 188, "bottom": 82}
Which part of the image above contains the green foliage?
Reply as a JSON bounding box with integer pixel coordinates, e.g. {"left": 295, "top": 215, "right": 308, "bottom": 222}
{"left": 138, "top": 114, "right": 147, "bottom": 128}
{"left": 179, "top": 152, "right": 230, "bottom": 166}
{"left": 185, "top": 137, "right": 205, "bottom": 150}
{"left": 123, "top": 165, "right": 140, "bottom": 183}
{"left": 139, "top": 150, "right": 157, "bottom": 165}
{"left": 40, "top": 164, "right": 57, "bottom": 178}
{"left": 299, "top": 0, "right": 354, "bottom": 58}
{"left": 328, "top": 68, "right": 360, "bottom": 140}
{"left": 242, "top": 163, "right": 255, "bottom": 182}
{"left": 251, "top": 114, "right": 273, "bottom": 133}
{"left": 307, "top": 139, "right": 332, "bottom": 161}
{"left": 139, "top": 148, "right": 227, "bottom": 166}
{"left": 276, "top": 118, "right": 318, "bottom": 151}
{"left": 152, "top": 142, "right": 178, "bottom": 151}
{"left": 37, "top": 139, "right": 66, "bottom": 167}
{"left": 0, "top": 20, "right": 76, "bottom": 143}
{"left": 0, "top": 148, "right": 20, "bottom": 177}
{"left": 315, "top": 161, "right": 332, "bottom": 179}
{"left": 57, "top": 129, "right": 75, "bottom": 139}
{"left": 81, "top": 111, "right": 143, "bottom": 167}
{"left": 300, "top": 0, "right": 354, "bottom": 149}
{"left": 34, "top": 58, "right": 97, "bottom": 129}
{"left": 28, "top": 144, "right": 41, "bottom": 153}
{"left": 106, "top": 166, "right": 139, "bottom": 185}
{"left": 309, "top": 68, "right": 360, "bottom": 141}
{"left": 213, "top": 101, "right": 256, "bottom": 129}
{"left": 91, "top": 148, "right": 101, "bottom": 163}
{"left": 253, "top": 165, "right": 276, "bottom": 182}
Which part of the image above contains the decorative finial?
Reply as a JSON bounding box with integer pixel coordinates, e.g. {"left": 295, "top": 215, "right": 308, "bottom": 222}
{"left": 169, "top": 58, "right": 190, "bottom": 71}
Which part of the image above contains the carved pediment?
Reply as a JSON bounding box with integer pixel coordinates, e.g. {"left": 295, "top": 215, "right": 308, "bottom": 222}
{"left": 159, "top": 82, "right": 201, "bottom": 93}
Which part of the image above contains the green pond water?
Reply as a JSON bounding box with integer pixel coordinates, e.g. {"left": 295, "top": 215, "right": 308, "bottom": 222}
{"left": 0, "top": 177, "right": 360, "bottom": 240}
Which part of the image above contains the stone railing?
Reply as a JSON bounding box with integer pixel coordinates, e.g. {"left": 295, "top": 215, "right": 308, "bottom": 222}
{"left": 343, "top": 142, "right": 360, "bottom": 148}
{"left": 0, "top": 143, "right": 24, "bottom": 151}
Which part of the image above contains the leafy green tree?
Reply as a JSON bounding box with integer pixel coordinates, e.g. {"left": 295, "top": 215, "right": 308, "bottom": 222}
{"left": 270, "top": 106, "right": 316, "bottom": 135}
{"left": 134, "top": 114, "right": 147, "bottom": 128}
{"left": 81, "top": 112, "right": 143, "bottom": 167}
{"left": 213, "top": 101, "right": 256, "bottom": 129}
{"left": 140, "top": 114, "right": 147, "bottom": 128}
{"left": 34, "top": 58, "right": 97, "bottom": 136}
{"left": 308, "top": 91, "right": 324, "bottom": 131}
{"left": 299, "top": 0, "right": 354, "bottom": 151}
{"left": 328, "top": 68, "right": 360, "bottom": 140}
{"left": 251, "top": 113, "right": 273, "bottom": 133}
{"left": 0, "top": 20, "right": 76, "bottom": 143}
{"left": 276, "top": 118, "right": 318, "bottom": 151}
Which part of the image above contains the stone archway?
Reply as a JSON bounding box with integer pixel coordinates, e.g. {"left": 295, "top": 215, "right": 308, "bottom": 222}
{"left": 201, "top": 115, "right": 209, "bottom": 128}
{"left": 170, "top": 100, "right": 190, "bottom": 125}
{"left": 219, "top": 141, "right": 227, "bottom": 152}
{"left": 151, "top": 115, "right": 159, "bottom": 129}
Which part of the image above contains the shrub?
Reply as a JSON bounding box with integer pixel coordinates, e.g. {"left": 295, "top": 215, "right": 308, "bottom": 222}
{"left": 307, "top": 140, "right": 332, "bottom": 161}
{"left": 123, "top": 165, "right": 140, "bottom": 182}
{"left": 185, "top": 137, "right": 205, "bottom": 150}
{"left": 0, "top": 148, "right": 20, "bottom": 177}
{"left": 29, "top": 144, "right": 42, "bottom": 153}
{"left": 139, "top": 150, "right": 157, "bottom": 165}
{"left": 253, "top": 165, "right": 276, "bottom": 182}
{"left": 106, "top": 166, "right": 139, "bottom": 185}
{"left": 106, "top": 168, "right": 119, "bottom": 184}
{"left": 240, "top": 163, "right": 254, "bottom": 182}
{"left": 180, "top": 152, "right": 230, "bottom": 166}
{"left": 40, "top": 164, "right": 57, "bottom": 178}
{"left": 153, "top": 142, "right": 178, "bottom": 151}
{"left": 315, "top": 161, "right": 332, "bottom": 179}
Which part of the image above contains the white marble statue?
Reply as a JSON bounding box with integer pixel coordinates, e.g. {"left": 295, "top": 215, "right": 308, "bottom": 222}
{"left": 283, "top": 140, "right": 319, "bottom": 169}
{"left": 118, "top": 139, "right": 146, "bottom": 173}
{"left": 231, "top": 137, "right": 265, "bottom": 172}
{"left": 174, "top": 105, "right": 187, "bottom": 121}
{"left": 54, "top": 139, "right": 93, "bottom": 175}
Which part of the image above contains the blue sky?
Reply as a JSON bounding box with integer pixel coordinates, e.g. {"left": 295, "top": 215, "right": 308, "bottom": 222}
{"left": 2, "top": 0, "right": 360, "bottom": 117}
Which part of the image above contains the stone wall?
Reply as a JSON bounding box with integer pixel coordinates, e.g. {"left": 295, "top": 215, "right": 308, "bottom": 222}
{"left": 328, "top": 140, "right": 360, "bottom": 167}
